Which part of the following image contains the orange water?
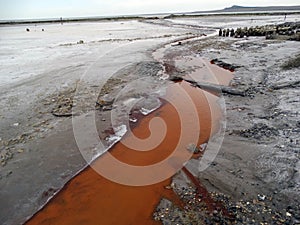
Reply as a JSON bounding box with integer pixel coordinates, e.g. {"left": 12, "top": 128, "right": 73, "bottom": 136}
{"left": 25, "top": 61, "right": 232, "bottom": 225}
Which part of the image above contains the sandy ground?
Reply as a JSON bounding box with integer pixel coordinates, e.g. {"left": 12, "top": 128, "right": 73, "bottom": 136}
{"left": 0, "top": 15, "right": 300, "bottom": 224}
{"left": 153, "top": 28, "right": 300, "bottom": 223}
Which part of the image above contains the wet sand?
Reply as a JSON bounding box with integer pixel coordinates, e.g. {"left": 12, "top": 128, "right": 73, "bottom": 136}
{"left": 154, "top": 28, "right": 300, "bottom": 224}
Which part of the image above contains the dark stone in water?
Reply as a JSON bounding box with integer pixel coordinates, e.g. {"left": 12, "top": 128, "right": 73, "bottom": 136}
{"left": 210, "top": 58, "right": 238, "bottom": 72}
{"left": 169, "top": 76, "right": 183, "bottom": 82}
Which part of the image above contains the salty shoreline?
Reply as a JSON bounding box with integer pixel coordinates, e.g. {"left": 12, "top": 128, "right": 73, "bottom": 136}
{"left": 1, "top": 15, "right": 300, "bottom": 224}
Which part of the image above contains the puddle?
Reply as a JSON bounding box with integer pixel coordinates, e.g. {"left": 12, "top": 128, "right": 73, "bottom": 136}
{"left": 25, "top": 42, "right": 233, "bottom": 225}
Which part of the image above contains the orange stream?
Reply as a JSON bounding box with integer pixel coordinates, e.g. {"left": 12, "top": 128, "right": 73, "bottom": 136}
{"left": 25, "top": 62, "right": 231, "bottom": 225}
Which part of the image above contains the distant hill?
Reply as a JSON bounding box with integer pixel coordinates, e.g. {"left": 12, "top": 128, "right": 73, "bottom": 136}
{"left": 223, "top": 5, "right": 300, "bottom": 12}
{"left": 192, "top": 5, "right": 300, "bottom": 14}
{"left": 2, "top": 5, "right": 300, "bottom": 25}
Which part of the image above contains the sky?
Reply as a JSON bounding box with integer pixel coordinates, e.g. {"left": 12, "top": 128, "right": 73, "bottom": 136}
{"left": 0, "top": 0, "right": 299, "bottom": 20}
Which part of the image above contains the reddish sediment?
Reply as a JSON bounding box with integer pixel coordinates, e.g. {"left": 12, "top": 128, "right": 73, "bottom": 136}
{"left": 25, "top": 59, "right": 233, "bottom": 225}
{"left": 182, "top": 166, "right": 234, "bottom": 219}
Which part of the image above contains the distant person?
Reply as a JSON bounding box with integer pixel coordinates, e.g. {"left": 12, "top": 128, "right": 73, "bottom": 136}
{"left": 230, "top": 29, "right": 235, "bottom": 37}
{"left": 219, "top": 29, "right": 222, "bottom": 36}
{"left": 226, "top": 29, "right": 230, "bottom": 37}
{"left": 60, "top": 17, "right": 63, "bottom": 25}
{"left": 284, "top": 14, "right": 287, "bottom": 21}
{"left": 223, "top": 29, "right": 226, "bottom": 37}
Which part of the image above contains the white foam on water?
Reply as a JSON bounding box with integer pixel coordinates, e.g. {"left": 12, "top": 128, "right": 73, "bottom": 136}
{"left": 129, "top": 118, "right": 138, "bottom": 123}
{"left": 105, "top": 124, "right": 127, "bottom": 145}
{"left": 140, "top": 106, "right": 159, "bottom": 115}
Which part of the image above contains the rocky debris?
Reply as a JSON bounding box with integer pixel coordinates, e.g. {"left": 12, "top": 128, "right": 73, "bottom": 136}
{"left": 187, "top": 143, "right": 208, "bottom": 154}
{"left": 52, "top": 98, "right": 73, "bottom": 117}
{"left": 238, "top": 123, "right": 279, "bottom": 141}
{"left": 270, "top": 80, "right": 300, "bottom": 90}
{"left": 1, "top": 133, "right": 32, "bottom": 147}
{"left": 0, "top": 134, "right": 34, "bottom": 166}
{"left": 43, "top": 62, "right": 161, "bottom": 118}
{"left": 97, "top": 78, "right": 125, "bottom": 96}
{"left": 0, "top": 148, "right": 13, "bottom": 167}
{"left": 60, "top": 40, "right": 85, "bottom": 46}
{"left": 159, "top": 22, "right": 300, "bottom": 225}
{"left": 187, "top": 143, "right": 201, "bottom": 154}
{"left": 220, "top": 21, "right": 300, "bottom": 41}
{"left": 133, "top": 61, "right": 163, "bottom": 77}
{"left": 169, "top": 75, "right": 184, "bottom": 82}
{"left": 154, "top": 189, "right": 298, "bottom": 225}
{"left": 44, "top": 79, "right": 119, "bottom": 117}
{"left": 49, "top": 88, "right": 76, "bottom": 117}
{"left": 280, "top": 54, "right": 300, "bottom": 70}
{"left": 288, "top": 34, "right": 300, "bottom": 41}
{"left": 257, "top": 194, "right": 266, "bottom": 201}
{"left": 95, "top": 99, "right": 115, "bottom": 111}
{"left": 170, "top": 76, "right": 247, "bottom": 97}
{"left": 163, "top": 62, "right": 180, "bottom": 75}
{"left": 210, "top": 58, "right": 240, "bottom": 71}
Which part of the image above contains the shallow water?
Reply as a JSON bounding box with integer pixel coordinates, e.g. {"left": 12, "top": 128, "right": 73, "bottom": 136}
{"left": 25, "top": 53, "right": 233, "bottom": 224}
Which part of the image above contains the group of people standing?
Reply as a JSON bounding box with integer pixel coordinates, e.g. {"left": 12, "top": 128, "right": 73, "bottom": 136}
{"left": 219, "top": 28, "right": 235, "bottom": 37}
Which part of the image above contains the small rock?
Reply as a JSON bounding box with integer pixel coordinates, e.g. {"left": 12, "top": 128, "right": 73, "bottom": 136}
{"left": 129, "top": 118, "right": 137, "bottom": 123}
{"left": 258, "top": 194, "right": 266, "bottom": 201}
{"left": 200, "top": 143, "right": 207, "bottom": 151}
{"left": 6, "top": 171, "right": 12, "bottom": 177}
{"left": 17, "top": 149, "right": 24, "bottom": 153}
{"left": 186, "top": 143, "right": 200, "bottom": 154}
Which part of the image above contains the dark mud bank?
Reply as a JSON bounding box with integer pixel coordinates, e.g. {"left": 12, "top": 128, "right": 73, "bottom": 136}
{"left": 153, "top": 34, "right": 300, "bottom": 224}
